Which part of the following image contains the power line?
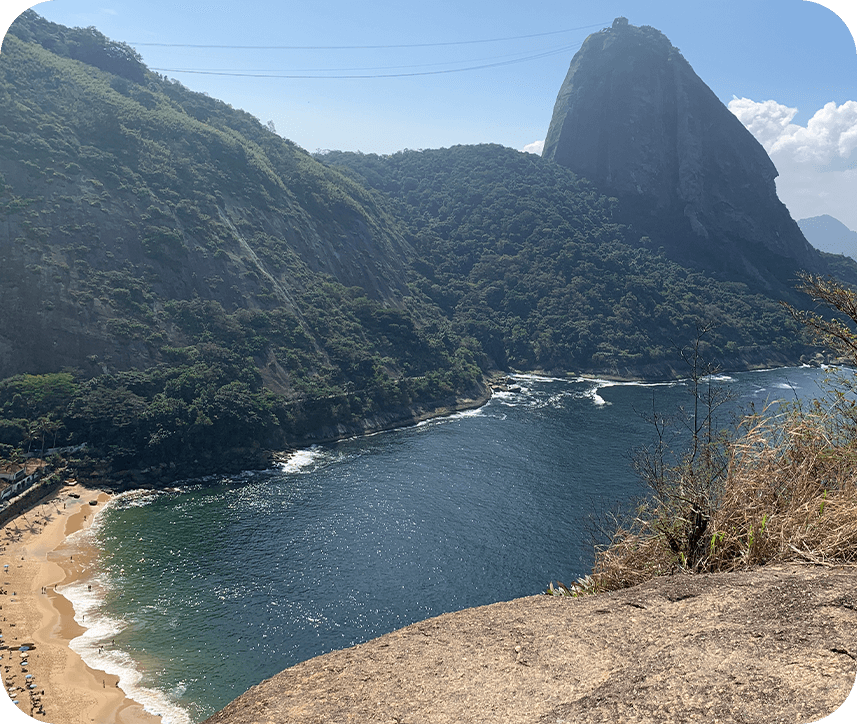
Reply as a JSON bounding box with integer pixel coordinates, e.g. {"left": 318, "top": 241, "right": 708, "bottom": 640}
{"left": 151, "top": 42, "right": 583, "bottom": 79}
{"left": 146, "top": 40, "right": 582, "bottom": 74}
{"left": 150, "top": 43, "right": 580, "bottom": 79}
{"left": 132, "top": 22, "right": 608, "bottom": 50}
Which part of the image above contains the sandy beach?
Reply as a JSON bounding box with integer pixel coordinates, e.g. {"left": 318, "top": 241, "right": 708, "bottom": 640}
{"left": 1, "top": 483, "right": 161, "bottom": 724}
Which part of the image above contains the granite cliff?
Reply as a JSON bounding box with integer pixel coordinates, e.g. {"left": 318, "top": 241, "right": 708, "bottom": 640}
{"left": 4, "top": 11, "right": 857, "bottom": 477}
{"left": 543, "top": 18, "right": 822, "bottom": 288}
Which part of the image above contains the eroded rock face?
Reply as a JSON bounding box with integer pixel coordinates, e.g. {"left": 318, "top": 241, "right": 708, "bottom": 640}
{"left": 543, "top": 18, "right": 821, "bottom": 285}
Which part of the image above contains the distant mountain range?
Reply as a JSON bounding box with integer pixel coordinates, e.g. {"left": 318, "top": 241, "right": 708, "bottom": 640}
{"left": 798, "top": 215, "right": 857, "bottom": 260}
{"left": 1, "top": 12, "right": 854, "bottom": 478}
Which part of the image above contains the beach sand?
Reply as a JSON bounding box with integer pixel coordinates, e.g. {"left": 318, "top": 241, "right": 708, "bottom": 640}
{"left": 1, "top": 483, "right": 161, "bottom": 724}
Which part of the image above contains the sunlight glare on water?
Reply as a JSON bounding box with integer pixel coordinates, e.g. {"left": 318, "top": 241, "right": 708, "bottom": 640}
{"left": 70, "top": 366, "right": 833, "bottom": 722}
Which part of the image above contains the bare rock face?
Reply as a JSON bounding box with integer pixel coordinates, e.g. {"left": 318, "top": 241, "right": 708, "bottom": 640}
{"left": 543, "top": 18, "right": 821, "bottom": 286}
{"left": 203, "top": 564, "right": 857, "bottom": 724}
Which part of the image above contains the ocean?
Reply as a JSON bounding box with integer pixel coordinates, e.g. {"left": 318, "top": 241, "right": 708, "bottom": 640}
{"left": 61, "top": 366, "right": 833, "bottom": 723}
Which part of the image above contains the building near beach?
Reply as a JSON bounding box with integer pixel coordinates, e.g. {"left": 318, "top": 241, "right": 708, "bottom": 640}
{"left": 0, "top": 459, "right": 48, "bottom": 502}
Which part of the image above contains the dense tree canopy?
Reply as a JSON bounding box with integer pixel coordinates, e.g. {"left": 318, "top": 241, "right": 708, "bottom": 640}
{"left": 323, "top": 146, "right": 812, "bottom": 375}
{"left": 0, "top": 11, "right": 845, "bottom": 481}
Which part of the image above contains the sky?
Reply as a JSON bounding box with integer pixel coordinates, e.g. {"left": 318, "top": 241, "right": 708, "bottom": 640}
{"left": 1, "top": 0, "right": 856, "bottom": 230}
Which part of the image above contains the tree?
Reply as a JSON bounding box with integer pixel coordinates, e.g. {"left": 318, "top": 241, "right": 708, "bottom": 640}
{"left": 784, "top": 273, "right": 857, "bottom": 364}
{"left": 574, "top": 280, "right": 857, "bottom": 594}
{"left": 631, "top": 322, "right": 733, "bottom": 570}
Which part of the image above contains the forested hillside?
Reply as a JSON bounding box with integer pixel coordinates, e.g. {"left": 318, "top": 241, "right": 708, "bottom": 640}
{"left": 0, "top": 12, "right": 483, "bottom": 480}
{"left": 322, "top": 146, "right": 812, "bottom": 376}
{"left": 0, "top": 11, "right": 844, "bottom": 483}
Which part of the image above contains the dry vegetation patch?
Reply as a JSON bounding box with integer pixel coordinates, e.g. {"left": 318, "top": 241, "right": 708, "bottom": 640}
{"left": 588, "top": 275, "right": 857, "bottom": 593}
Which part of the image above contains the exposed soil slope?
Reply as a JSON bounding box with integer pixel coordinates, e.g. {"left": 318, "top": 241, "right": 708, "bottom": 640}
{"left": 204, "top": 564, "right": 857, "bottom": 724}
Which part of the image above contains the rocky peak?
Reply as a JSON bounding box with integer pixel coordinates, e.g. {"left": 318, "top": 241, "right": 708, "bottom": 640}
{"left": 542, "top": 19, "right": 821, "bottom": 285}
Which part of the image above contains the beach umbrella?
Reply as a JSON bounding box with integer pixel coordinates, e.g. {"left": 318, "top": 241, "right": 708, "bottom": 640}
{"left": 25, "top": 675, "right": 31, "bottom": 679}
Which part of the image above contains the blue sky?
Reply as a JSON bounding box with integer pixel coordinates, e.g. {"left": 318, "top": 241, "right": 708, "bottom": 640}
{"left": 2, "top": 1, "right": 857, "bottom": 229}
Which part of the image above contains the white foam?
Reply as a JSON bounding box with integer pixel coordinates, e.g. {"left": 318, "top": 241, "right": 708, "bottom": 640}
{"left": 773, "top": 381, "right": 799, "bottom": 390}
{"left": 701, "top": 373, "right": 736, "bottom": 383}
{"left": 490, "top": 389, "right": 523, "bottom": 407}
{"left": 509, "top": 372, "right": 567, "bottom": 383}
{"left": 60, "top": 577, "right": 193, "bottom": 724}
{"left": 58, "top": 496, "right": 193, "bottom": 724}
{"left": 416, "top": 406, "right": 488, "bottom": 426}
{"left": 278, "top": 446, "right": 326, "bottom": 474}
{"left": 446, "top": 407, "right": 486, "bottom": 421}
{"left": 105, "top": 489, "right": 166, "bottom": 512}
{"left": 586, "top": 382, "right": 614, "bottom": 406}
{"left": 574, "top": 376, "right": 681, "bottom": 389}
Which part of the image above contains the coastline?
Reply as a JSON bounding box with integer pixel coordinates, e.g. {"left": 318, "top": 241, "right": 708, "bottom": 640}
{"left": 0, "top": 366, "right": 835, "bottom": 722}
{"left": 0, "top": 382, "right": 498, "bottom": 723}
{"left": 1, "top": 482, "right": 161, "bottom": 724}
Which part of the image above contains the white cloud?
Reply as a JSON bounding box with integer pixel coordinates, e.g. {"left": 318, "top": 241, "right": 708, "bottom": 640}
{"left": 728, "top": 98, "right": 799, "bottom": 149}
{"left": 521, "top": 140, "right": 544, "bottom": 155}
{"left": 729, "top": 98, "right": 857, "bottom": 230}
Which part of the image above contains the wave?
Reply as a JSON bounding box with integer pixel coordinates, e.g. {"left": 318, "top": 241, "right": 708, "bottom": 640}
{"left": 63, "top": 584, "right": 191, "bottom": 724}
{"left": 587, "top": 387, "right": 610, "bottom": 406}
{"left": 489, "top": 388, "right": 526, "bottom": 407}
{"left": 701, "top": 373, "right": 736, "bottom": 383}
{"left": 109, "top": 489, "right": 168, "bottom": 511}
{"left": 772, "top": 381, "right": 800, "bottom": 390}
{"left": 278, "top": 446, "right": 328, "bottom": 474}
{"left": 749, "top": 366, "right": 798, "bottom": 374}
{"left": 406, "top": 406, "right": 486, "bottom": 430}
{"left": 445, "top": 407, "right": 486, "bottom": 421}
{"left": 508, "top": 372, "right": 569, "bottom": 384}
{"left": 61, "top": 500, "right": 193, "bottom": 724}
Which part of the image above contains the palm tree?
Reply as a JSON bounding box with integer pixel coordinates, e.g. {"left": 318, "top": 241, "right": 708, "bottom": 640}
{"left": 45, "top": 415, "right": 63, "bottom": 450}
{"left": 22, "top": 421, "right": 36, "bottom": 455}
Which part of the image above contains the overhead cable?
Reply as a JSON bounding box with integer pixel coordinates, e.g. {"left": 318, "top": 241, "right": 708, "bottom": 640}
{"left": 149, "top": 40, "right": 587, "bottom": 78}
{"left": 132, "top": 22, "right": 608, "bottom": 50}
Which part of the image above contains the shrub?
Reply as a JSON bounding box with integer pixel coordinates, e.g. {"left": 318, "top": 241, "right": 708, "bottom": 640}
{"left": 583, "top": 277, "right": 857, "bottom": 592}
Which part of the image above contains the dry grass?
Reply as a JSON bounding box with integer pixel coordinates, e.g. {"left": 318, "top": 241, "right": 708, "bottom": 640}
{"left": 590, "top": 386, "right": 857, "bottom": 593}
{"left": 565, "top": 276, "right": 857, "bottom": 595}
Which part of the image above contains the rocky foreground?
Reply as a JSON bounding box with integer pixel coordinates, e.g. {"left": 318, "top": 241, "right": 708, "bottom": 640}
{"left": 204, "top": 564, "right": 856, "bottom": 724}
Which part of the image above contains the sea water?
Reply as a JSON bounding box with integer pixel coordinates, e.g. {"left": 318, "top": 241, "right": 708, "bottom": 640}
{"left": 64, "top": 367, "right": 834, "bottom": 723}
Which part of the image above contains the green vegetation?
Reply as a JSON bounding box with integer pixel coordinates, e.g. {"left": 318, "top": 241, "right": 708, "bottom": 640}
{"left": 322, "top": 146, "right": 812, "bottom": 375}
{"left": 547, "top": 277, "right": 857, "bottom": 595}
{"left": 0, "top": 11, "right": 846, "bottom": 484}
{"left": 0, "top": 12, "right": 484, "bottom": 479}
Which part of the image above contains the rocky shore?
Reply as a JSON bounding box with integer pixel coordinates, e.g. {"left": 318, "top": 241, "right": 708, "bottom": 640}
{"left": 82, "top": 381, "right": 494, "bottom": 491}
{"left": 204, "top": 563, "right": 857, "bottom": 724}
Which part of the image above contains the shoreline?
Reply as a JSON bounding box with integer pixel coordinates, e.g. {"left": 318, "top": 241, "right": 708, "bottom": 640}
{"left": 1, "top": 482, "right": 161, "bottom": 724}
{"left": 0, "top": 365, "right": 835, "bottom": 722}
{"left": 0, "top": 385, "right": 498, "bottom": 723}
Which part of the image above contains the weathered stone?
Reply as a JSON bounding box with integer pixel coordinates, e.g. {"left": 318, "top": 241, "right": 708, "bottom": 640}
{"left": 203, "top": 564, "right": 857, "bottom": 724}
{"left": 543, "top": 19, "right": 821, "bottom": 286}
